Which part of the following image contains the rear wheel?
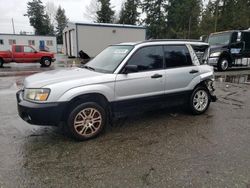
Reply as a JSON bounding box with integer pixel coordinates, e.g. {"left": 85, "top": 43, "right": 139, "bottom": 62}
{"left": 66, "top": 102, "right": 106, "bottom": 141}
{"left": 0, "top": 58, "right": 4, "bottom": 68}
{"left": 41, "top": 57, "right": 51, "bottom": 67}
{"left": 189, "top": 87, "right": 210, "bottom": 115}
{"left": 217, "top": 57, "right": 229, "bottom": 71}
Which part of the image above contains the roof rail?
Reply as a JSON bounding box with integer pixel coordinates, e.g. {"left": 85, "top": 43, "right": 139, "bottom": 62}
{"left": 143, "top": 39, "right": 202, "bottom": 43}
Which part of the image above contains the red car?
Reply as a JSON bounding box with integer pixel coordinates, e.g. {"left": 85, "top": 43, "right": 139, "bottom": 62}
{"left": 0, "top": 45, "right": 55, "bottom": 67}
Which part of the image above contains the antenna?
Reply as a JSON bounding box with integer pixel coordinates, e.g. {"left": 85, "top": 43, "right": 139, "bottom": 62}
{"left": 12, "top": 18, "right": 15, "bottom": 34}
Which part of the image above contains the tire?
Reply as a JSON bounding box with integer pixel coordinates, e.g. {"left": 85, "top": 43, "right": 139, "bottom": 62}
{"left": 217, "top": 57, "right": 229, "bottom": 71}
{"left": 0, "top": 58, "right": 4, "bottom": 68}
{"left": 66, "top": 102, "right": 107, "bottom": 141}
{"left": 41, "top": 57, "right": 52, "bottom": 67}
{"left": 189, "top": 87, "right": 210, "bottom": 115}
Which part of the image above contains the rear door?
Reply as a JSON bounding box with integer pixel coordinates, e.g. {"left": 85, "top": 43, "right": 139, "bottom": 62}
{"left": 114, "top": 45, "right": 166, "bottom": 113}
{"left": 164, "top": 45, "right": 199, "bottom": 95}
{"left": 13, "top": 46, "right": 24, "bottom": 63}
{"left": 241, "top": 32, "right": 250, "bottom": 57}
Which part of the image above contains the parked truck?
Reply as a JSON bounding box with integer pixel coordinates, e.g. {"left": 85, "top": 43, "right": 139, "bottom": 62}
{"left": 0, "top": 45, "right": 55, "bottom": 67}
{"left": 207, "top": 30, "right": 250, "bottom": 71}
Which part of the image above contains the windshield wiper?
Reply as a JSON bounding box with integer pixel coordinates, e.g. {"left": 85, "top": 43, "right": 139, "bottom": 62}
{"left": 82, "top": 65, "right": 95, "bottom": 71}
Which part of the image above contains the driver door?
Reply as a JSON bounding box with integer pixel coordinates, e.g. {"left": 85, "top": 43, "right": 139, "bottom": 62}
{"left": 23, "top": 46, "right": 39, "bottom": 62}
{"left": 114, "top": 45, "right": 166, "bottom": 114}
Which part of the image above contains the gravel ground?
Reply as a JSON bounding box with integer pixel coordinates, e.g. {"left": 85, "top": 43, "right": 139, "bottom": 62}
{"left": 0, "top": 59, "right": 249, "bottom": 187}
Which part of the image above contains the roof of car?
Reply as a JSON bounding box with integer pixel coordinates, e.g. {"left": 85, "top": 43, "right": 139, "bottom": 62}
{"left": 118, "top": 39, "right": 209, "bottom": 46}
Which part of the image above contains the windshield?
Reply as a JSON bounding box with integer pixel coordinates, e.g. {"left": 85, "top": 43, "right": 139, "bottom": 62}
{"left": 208, "top": 33, "right": 232, "bottom": 46}
{"left": 84, "top": 45, "right": 134, "bottom": 73}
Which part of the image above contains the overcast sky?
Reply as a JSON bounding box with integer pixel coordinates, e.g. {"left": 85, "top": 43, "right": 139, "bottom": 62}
{"left": 0, "top": 0, "right": 122, "bottom": 34}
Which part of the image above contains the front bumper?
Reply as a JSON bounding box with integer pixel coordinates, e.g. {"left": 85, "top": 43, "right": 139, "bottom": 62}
{"left": 16, "top": 90, "right": 66, "bottom": 126}
{"left": 208, "top": 57, "right": 219, "bottom": 66}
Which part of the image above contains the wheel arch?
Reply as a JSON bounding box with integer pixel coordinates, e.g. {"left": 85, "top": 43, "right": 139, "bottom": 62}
{"left": 61, "top": 93, "right": 110, "bottom": 121}
{"left": 218, "top": 51, "right": 233, "bottom": 66}
{"left": 41, "top": 56, "right": 52, "bottom": 62}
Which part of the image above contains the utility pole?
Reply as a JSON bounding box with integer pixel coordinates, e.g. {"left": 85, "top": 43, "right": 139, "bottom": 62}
{"left": 214, "top": 1, "right": 219, "bottom": 32}
{"left": 188, "top": 16, "right": 191, "bottom": 39}
{"left": 12, "top": 18, "right": 15, "bottom": 34}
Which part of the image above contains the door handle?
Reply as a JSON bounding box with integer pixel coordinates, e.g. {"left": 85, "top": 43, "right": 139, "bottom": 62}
{"left": 189, "top": 69, "right": 199, "bottom": 74}
{"left": 151, "top": 74, "right": 163, "bottom": 78}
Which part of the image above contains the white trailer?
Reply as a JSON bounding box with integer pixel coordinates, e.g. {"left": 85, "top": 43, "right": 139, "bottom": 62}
{"left": 0, "top": 33, "right": 57, "bottom": 53}
{"left": 63, "top": 22, "right": 146, "bottom": 58}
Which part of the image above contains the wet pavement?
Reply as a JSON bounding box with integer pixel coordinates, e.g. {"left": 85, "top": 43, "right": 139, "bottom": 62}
{"left": 0, "top": 57, "right": 250, "bottom": 187}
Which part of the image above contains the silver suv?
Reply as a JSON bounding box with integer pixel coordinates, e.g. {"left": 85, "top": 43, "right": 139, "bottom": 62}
{"left": 16, "top": 40, "right": 217, "bottom": 141}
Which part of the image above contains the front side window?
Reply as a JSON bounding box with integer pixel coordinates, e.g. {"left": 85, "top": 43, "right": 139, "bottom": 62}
{"left": 164, "top": 45, "right": 192, "bottom": 68}
{"left": 85, "top": 45, "right": 134, "bottom": 73}
{"left": 126, "top": 46, "right": 164, "bottom": 72}
{"left": 24, "top": 46, "right": 35, "bottom": 53}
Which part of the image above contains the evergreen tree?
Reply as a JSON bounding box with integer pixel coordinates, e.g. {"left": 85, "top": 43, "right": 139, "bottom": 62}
{"left": 233, "top": 0, "right": 250, "bottom": 29}
{"left": 119, "top": 0, "right": 140, "bottom": 25}
{"left": 25, "top": 0, "right": 53, "bottom": 35}
{"left": 199, "top": 0, "right": 217, "bottom": 35}
{"left": 142, "top": 0, "right": 168, "bottom": 39}
{"left": 96, "top": 0, "right": 115, "bottom": 23}
{"left": 55, "top": 6, "right": 68, "bottom": 44}
{"left": 167, "top": 0, "right": 202, "bottom": 39}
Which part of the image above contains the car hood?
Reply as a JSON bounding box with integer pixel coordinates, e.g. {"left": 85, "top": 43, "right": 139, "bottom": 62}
{"left": 24, "top": 67, "right": 104, "bottom": 88}
{"left": 209, "top": 44, "right": 228, "bottom": 53}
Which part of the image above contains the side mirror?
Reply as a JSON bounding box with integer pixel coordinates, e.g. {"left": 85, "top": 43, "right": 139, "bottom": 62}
{"left": 123, "top": 65, "right": 138, "bottom": 74}
{"left": 34, "top": 51, "right": 37, "bottom": 53}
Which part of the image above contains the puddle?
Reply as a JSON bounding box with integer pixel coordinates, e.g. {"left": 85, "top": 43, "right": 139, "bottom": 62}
{"left": 215, "top": 74, "right": 250, "bottom": 84}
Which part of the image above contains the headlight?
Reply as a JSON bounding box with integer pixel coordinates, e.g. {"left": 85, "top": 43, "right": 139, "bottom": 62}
{"left": 210, "top": 52, "right": 221, "bottom": 58}
{"left": 24, "top": 88, "right": 50, "bottom": 101}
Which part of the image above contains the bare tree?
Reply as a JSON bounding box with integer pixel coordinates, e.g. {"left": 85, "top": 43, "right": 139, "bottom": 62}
{"left": 45, "top": 1, "right": 57, "bottom": 26}
{"left": 83, "top": 0, "right": 100, "bottom": 22}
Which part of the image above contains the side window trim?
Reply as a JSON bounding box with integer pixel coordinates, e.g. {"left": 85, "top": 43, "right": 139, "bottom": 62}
{"left": 163, "top": 44, "right": 193, "bottom": 69}
{"left": 119, "top": 45, "right": 164, "bottom": 74}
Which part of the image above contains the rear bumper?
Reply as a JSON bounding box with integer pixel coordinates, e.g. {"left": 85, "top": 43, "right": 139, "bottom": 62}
{"left": 16, "top": 90, "right": 66, "bottom": 126}
{"left": 52, "top": 58, "right": 56, "bottom": 62}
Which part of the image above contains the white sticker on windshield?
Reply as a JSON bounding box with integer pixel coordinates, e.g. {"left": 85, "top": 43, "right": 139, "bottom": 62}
{"left": 114, "top": 49, "right": 129, "bottom": 54}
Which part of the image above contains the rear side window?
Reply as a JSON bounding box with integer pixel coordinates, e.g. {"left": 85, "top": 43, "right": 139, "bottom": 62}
{"left": 15, "top": 46, "right": 22, "bottom": 52}
{"left": 164, "top": 45, "right": 192, "bottom": 68}
{"left": 242, "top": 32, "right": 250, "bottom": 50}
{"left": 127, "top": 46, "right": 164, "bottom": 72}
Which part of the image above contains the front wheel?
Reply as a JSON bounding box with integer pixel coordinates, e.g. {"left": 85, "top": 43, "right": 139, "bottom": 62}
{"left": 41, "top": 57, "right": 52, "bottom": 67}
{"left": 189, "top": 87, "right": 210, "bottom": 115}
{"left": 217, "top": 58, "right": 229, "bottom": 71}
{"left": 66, "top": 102, "right": 106, "bottom": 141}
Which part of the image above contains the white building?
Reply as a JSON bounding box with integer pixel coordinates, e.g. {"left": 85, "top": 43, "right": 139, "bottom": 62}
{"left": 0, "top": 33, "right": 57, "bottom": 53}
{"left": 63, "top": 22, "right": 146, "bottom": 58}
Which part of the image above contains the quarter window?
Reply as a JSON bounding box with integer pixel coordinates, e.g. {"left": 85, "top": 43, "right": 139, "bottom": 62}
{"left": 0, "top": 39, "right": 3, "bottom": 45}
{"left": 127, "top": 46, "right": 164, "bottom": 72}
{"left": 164, "top": 45, "right": 192, "bottom": 68}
